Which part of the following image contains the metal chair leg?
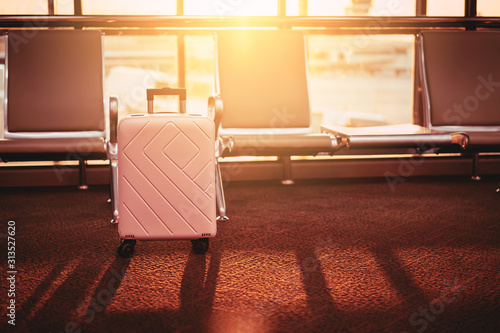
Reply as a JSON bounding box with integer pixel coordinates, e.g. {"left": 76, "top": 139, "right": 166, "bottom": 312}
{"left": 109, "top": 160, "right": 119, "bottom": 224}
{"left": 471, "top": 152, "right": 481, "bottom": 181}
{"left": 281, "top": 156, "right": 294, "bottom": 185}
{"left": 78, "top": 160, "right": 89, "bottom": 190}
{"left": 215, "top": 159, "right": 228, "bottom": 221}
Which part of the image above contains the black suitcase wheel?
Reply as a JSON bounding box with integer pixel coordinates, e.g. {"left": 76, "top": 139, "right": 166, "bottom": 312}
{"left": 191, "top": 238, "right": 209, "bottom": 254}
{"left": 118, "top": 239, "right": 136, "bottom": 258}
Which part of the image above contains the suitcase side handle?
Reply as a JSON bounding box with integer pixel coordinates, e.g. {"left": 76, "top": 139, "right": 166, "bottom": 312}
{"left": 147, "top": 88, "right": 187, "bottom": 114}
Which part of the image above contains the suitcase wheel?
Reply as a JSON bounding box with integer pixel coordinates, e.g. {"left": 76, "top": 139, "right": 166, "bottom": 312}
{"left": 191, "top": 238, "right": 209, "bottom": 254}
{"left": 118, "top": 239, "right": 136, "bottom": 258}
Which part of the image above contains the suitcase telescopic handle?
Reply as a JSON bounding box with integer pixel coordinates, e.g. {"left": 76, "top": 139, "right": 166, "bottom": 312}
{"left": 146, "top": 88, "right": 187, "bottom": 114}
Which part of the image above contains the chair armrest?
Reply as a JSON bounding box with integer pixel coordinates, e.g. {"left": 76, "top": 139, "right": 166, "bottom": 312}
{"left": 107, "top": 96, "right": 119, "bottom": 160}
{"left": 451, "top": 132, "right": 469, "bottom": 149}
{"left": 218, "top": 136, "right": 234, "bottom": 157}
{"left": 208, "top": 94, "right": 224, "bottom": 137}
{"left": 109, "top": 96, "right": 119, "bottom": 144}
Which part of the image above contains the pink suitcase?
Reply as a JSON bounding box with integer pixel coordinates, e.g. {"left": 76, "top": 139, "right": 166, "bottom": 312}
{"left": 116, "top": 88, "right": 216, "bottom": 258}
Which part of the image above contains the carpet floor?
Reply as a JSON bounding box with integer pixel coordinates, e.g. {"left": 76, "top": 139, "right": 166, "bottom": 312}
{"left": 0, "top": 176, "right": 499, "bottom": 333}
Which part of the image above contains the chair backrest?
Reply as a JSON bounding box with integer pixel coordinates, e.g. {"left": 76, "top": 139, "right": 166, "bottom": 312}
{"left": 4, "top": 29, "right": 105, "bottom": 139}
{"left": 419, "top": 30, "right": 500, "bottom": 132}
{"left": 215, "top": 30, "right": 312, "bottom": 135}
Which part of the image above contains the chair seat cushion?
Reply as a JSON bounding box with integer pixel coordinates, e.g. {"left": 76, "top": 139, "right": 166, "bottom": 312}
{"left": 0, "top": 138, "right": 106, "bottom": 161}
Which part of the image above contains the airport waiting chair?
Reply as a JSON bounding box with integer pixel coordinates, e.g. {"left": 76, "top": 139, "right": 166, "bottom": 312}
{"left": 0, "top": 29, "right": 114, "bottom": 189}
{"left": 322, "top": 30, "right": 500, "bottom": 182}
{"left": 418, "top": 30, "right": 500, "bottom": 181}
{"left": 322, "top": 31, "right": 485, "bottom": 175}
{"left": 210, "top": 30, "right": 342, "bottom": 194}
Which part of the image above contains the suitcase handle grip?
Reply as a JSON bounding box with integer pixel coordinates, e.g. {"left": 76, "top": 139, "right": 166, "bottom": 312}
{"left": 147, "top": 88, "right": 187, "bottom": 114}
{"left": 147, "top": 88, "right": 186, "bottom": 101}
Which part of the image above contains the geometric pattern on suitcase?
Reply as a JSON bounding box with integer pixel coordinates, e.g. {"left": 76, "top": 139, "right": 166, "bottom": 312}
{"left": 117, "top": 115, "right": 216, "bottom": 240}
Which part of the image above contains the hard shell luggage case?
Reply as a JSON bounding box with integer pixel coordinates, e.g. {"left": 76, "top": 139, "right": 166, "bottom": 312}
{"left": 116, "top": 88, "right": 216, "bottom": 258}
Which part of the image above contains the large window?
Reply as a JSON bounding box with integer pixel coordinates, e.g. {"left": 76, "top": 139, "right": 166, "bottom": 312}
{"left": 478, "top": 0, "right": 500, "bottom": 16}
{"left": 185, "top": 35, "right": 215, "bottom": 114}
{"left": 184, "top": 0, "right": 277, "bottom": 16}
{"left": 1, "top": 0, "right": 500, "bottom": 138}
{"left": 81, "top": 0, "right": 176, "bottom": 15}
{"left": 104, "top": 36, "right": 178, "bottom": 117}
{"left": 427, "top": 0, "right": 464, "bottom": 16}
{"left": 113, "top": 32, "right": 414, "bottom": 124}
{"left": 0, "top": 0, "right": 49, "bottom": 14}
{"left": 307, "top": 0, "right": 416, "bottom": 16}
{"left": 307, "top": 35, "right": 414, "bottom": 130}
{"left": 0, "top": 0, "right": 73, "bottom": 14}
